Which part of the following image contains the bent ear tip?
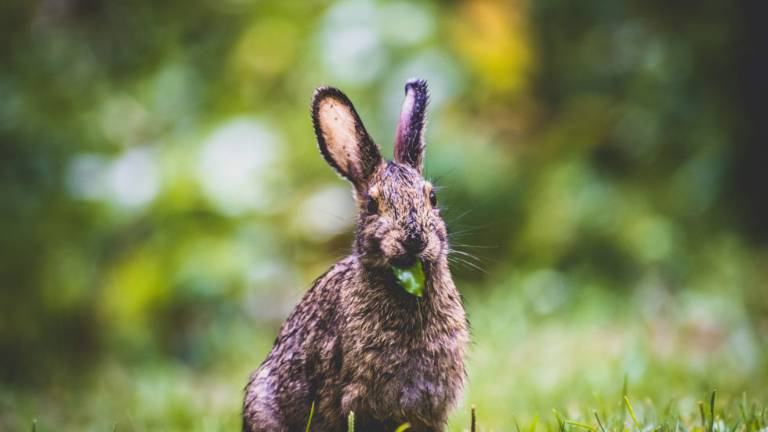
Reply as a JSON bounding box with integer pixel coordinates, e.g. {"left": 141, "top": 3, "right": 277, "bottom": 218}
{"left": 395, "top": 78, "right": 429, "bottom": 171}
{"left": 404, "top": 78, "right": 428, "bottom": 96}
{"left": 403, "top": 78, "right": 429, "bottom": 113}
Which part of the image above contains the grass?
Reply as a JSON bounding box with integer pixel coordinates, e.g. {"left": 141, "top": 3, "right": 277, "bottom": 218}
{"left": 21, "top": 389, "right": 767, "bottom": 432}
{"left": 1, "top": 283, "right": 765, "bottom": 431}
{"left": 456, "top": 389, "right": 766, "bottom": 432}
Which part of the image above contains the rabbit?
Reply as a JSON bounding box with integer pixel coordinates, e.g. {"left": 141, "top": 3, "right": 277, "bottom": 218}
{"left": 242, "top": 79, "right": 468, "bottom": 432}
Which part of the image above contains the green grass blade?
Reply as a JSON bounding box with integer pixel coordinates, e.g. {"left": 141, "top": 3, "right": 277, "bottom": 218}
{"left": 394, "top": 423, "right": 411, "bottom": 432}
{"left": 709, "top": 390, "right": 717, "bottom": 432}
{"left": 729, "top": 419, "right": 741, "bottom": 432}
{"left": 530, "top": 414, "right": 539, "bottom": 432}
{"left": 625, "top": 396, "right": 642, "bottom": 430}
{"left": 553, "top": 409, "right": 566, "bottom": 432}
{"left": 305, "top": 401, "right": 315, "bottom": 432}
{"left": 348, "top": 411, "right": 354, "bottom": 432}
{"left": 594, "top": 410, "right": 607, "bottom": 432}
{"left": 566, "top": 420, "right": 597, "bottom": 432}
{"left": 593, "top": 392, "right": 607, "bottom": 423}
{"left": 663, "top": 399, "right": 676, "bottom": 420}
{"left": 740, "top": 393, "right": 749, "bottom": 424}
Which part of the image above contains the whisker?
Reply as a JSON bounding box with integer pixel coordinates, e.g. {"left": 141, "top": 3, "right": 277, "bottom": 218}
{"left": 447, "top": 227, "right": 482, "bottom": 237}
{"left": 451, "top": 247, "right": 502, "bottom": 266}
{"left": 448, "top": 249, "right": 483, "bottom": 262}
{"left": 447, "top": 255, "right": 489, "bottom": 274}
{"left": 445, "top": 209, "right": 473, "bottom": 225}
{"left": 451, "top": 259, "right": 489, "bottom": 275}
{"left": 429, "top": 167, "right": 459, "bottom": 185}
{"left": 317, "top": 209, "right": 355, "bottom": 223}
{"left": 449, "top": 242, "right": 498, "bottom": 250}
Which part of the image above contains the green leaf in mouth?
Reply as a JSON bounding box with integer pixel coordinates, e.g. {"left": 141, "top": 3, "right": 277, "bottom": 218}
{"left": 391, "top": 261, "right": 425, "bottom": 297}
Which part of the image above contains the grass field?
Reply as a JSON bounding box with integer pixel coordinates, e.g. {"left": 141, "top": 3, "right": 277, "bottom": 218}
{"left": 2, "top": 281, "right": 765, "bottom": 431}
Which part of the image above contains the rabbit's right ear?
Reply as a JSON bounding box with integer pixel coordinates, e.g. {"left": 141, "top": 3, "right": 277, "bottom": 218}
{"left": 312, "top": 87, "right": 382, "bottom": 189}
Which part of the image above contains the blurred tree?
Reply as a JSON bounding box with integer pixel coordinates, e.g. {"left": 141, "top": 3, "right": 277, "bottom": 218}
{"left": 0, "top": 0, "right": 764, "bottom": 396}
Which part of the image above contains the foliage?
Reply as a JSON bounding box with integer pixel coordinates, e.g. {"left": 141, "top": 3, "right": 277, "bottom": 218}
{"left": 392, "top": 261, "right": 426, "bottom": 297}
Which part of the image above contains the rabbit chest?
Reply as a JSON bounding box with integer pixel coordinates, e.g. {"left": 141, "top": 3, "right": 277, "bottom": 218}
{"left": 339, "top": 278, "right": 467, "bottom": 424}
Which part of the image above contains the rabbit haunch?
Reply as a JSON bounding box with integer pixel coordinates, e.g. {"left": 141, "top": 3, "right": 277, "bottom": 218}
{"left": 243, "top": 79, "right": 469, "bottom": 432}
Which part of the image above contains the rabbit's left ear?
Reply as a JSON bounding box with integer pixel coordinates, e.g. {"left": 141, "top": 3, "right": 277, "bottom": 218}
{"left": 394, "top": 79, "right": 429, "bottom": 173}
{"left": 312, "top": 87, "right": 382, "bottom": 189}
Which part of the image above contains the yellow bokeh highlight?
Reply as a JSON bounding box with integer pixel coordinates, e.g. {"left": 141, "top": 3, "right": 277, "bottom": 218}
{"left": 452, "top": 0, "right": 533, "bottom": 95}
{"left": 230, "top": 17, "right": 299, "bottom": 80}
{"left": 100, "top": 247, "right": 167, "bottom": 336}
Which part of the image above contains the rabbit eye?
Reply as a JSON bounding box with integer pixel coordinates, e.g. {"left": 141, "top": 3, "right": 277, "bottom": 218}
{"left": 366, "top": 196, "right": 378, "bottom": 215}
{"left": 429, "top": 190, "right": 438, "bottom": 207}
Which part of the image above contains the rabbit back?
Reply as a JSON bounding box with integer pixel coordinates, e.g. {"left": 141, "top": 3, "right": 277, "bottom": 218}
{"left": 243, "top": 259, "right": 352, "bottom": 431}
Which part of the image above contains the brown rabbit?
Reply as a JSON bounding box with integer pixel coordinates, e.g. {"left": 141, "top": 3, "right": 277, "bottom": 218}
{"left": 242, "top": 79, "right": 468, "bottom": 432}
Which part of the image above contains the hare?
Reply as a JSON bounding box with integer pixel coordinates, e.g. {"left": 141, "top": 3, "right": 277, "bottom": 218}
{"left": 243, "top": 79, "right": 468, "bottom": 432}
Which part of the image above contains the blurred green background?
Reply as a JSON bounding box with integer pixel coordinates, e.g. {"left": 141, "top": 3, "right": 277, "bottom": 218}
{"left": 1, "top": 0, "right": 766, "bottom": 430}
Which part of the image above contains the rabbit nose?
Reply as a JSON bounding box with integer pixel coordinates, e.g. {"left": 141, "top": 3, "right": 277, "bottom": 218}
{"left": 403, "top": 208, "right": 425, "bottom": 254}
{"left": 403, "top": 233, "right": 425, "bottom": 255}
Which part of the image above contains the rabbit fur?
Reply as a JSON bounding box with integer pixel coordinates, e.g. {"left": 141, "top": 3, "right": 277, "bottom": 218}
{"left": 243, "top": 79, "right": 469, "bottom": 432}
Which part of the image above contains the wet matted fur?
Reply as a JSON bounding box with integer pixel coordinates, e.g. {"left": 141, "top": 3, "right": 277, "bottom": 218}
{"left": 243, "top": 80, "right": 469, "bottom": 432}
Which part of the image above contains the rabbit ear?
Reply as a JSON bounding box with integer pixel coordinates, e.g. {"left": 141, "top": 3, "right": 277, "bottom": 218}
{"left": 394, "top": 79, "right": 428, "bottom": 173}
{"left": 312, "top": 87, "right": 382, "bottom": 188}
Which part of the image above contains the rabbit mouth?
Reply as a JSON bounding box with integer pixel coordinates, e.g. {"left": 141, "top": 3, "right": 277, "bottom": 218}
{"left": 389, "top": 254, "right": 421, "bottom": 269}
